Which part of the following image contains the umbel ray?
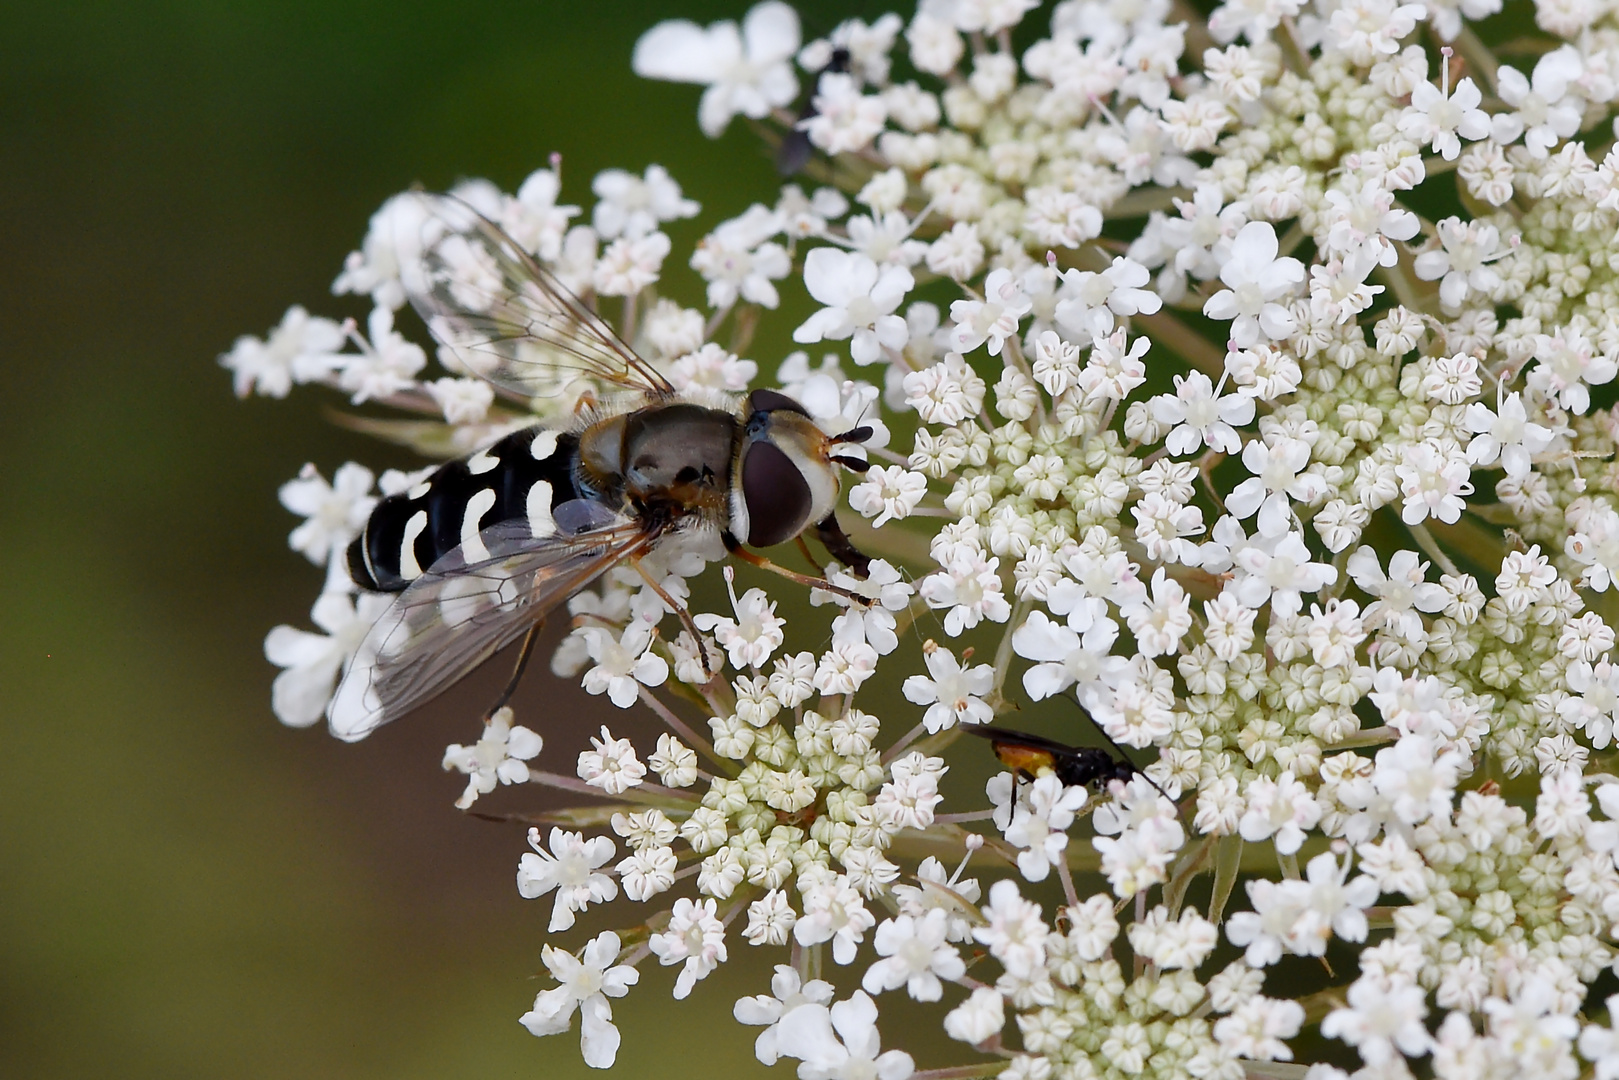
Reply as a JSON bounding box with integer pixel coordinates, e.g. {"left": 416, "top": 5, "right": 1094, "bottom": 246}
{"left": 329, "top": 193, "right": 878, "bottom": 742}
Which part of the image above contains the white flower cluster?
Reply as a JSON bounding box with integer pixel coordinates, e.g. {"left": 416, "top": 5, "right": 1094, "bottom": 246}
{"left": 231, "top": 0, "right": 1619, "bottom": 1074}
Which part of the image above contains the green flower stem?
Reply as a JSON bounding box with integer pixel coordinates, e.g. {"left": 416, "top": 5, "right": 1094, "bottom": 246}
{"left": 1209, "top": 834, "right": 1245, "bottom": 924}
{"left": 1135, "top": 309, "right": 1226, "bottom": 380}
{"left": 639, "top": 686, "right": 734, "bottom": 775}
{"left": 526, "top": 770, "right": 700, "bottom": 810}
{"left": 1407, "top": 521, "right": 1462, "bottom": 578}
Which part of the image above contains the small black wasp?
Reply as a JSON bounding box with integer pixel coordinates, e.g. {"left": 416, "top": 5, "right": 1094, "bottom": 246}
{"left": 964, "top": 720, "right": 1171, "bottom": 800}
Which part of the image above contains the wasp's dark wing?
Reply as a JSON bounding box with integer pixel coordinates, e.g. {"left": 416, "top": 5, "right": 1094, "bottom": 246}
{"left": 961, "top": 724, "right": 1077, "bottom": 756}
{"left": 399, "top": 193, "right": 676, "bottom": 401}
{"left": 328, "top": 506, "right": 665, "bottom": 742}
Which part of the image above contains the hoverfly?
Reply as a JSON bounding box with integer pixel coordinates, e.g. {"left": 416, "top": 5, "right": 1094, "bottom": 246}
{"left": 327, "top": 194, "right": 876, "bottom": 741}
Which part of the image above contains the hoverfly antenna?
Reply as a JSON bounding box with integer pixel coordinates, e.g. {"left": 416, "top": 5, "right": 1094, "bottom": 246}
{"left": 830, "top": 425, "right": 874, "bottom": 446}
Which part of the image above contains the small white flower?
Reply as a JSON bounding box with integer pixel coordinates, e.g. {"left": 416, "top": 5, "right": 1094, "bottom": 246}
{"left": 973, "top": 879, "right": 1048, "bottom": 977}
{"left": 1055, "top": 257, "right": 1162, "bottom": 344}
{"left": 919, "top": 552, "right": 1012, "bottom": 636}
{"left": 593, "top": 230, "right": 671, "bottom": 296}
{"left": 519, "top": 930, "right": 639, "bottom": 1068}
{"left": 801, "top": 72, "right": 889, "bottom": 155}
{"left": 848, "top": 465, "right": 929, "bottom": 527}
{"left": 1326, "top": 0, "right": 1424, "bottom": 66}
{"left": 1239, "top": 772, "right": 1321, "bottom": 855}
{"left": 221, "top": 305, "right": 346, "bottom": 398}
{"left": 1526, "top": 324, "right": 1618, "bottom": 415}
{"left": 1563, "top": 660, "right": 1619, "bottom": 747}
{"left": 1201, "top": 221, "right": 1304, "bottom": 347}
{"left": 1371, "top": 734, "right": 1462, "bottom": 826}
{"left": 1494, "top": 46, "right": 1585, "bottom": 158}
{"left": 1004, "top": 774, "right": 1088, "bottom": 882}
{"left": 424, "top": 377, "right": 494, "bottom": 425}
{"left": 1321, "top": 976, "right": 1433, "bottom": 1064}
{"left": 744, "top": 889, "right": 800, "bottom": 947}
{"left": 794, "top": 248, "right": 914, "bottom": 365}
{"left": 648, "top": 897, "right": 728, "bottom": 999}
{"left": 1394, "top": 439, "right": 1473, "bottom": 525}
{"left": 499, "top": 167, "right": 580, "bottom": 261}
{"left": 1012, "top": 607, "right": 1129, "bottom": 702}
{"left": 948, "top": 268, "right": 1032, "bottom": 356}
{"left": 691, "top": 204, "right": 790, "bottom": 309}
{"left": 264, "top": 590, "right": 393, "bottom": 728}
{"left": 1077, "top": 327, "right": 1151, "bottom": 402}
{"left": 442, "top": 707, "right": 543, "bottom": 809}
{"left": 1213, "top": 995, "right": 1305, "bottom": 1061}
{"left": 695, "top": 571, "right": 787, "bottom": 670}
{"left": 943, "top": 986, "right": 1006, "bottom": 1045}
{"left": 1226, "top": 437, "right": 1321, "bottom": 537}
{"left": 1412, "top": 216, "right": 1509, "bottom": 310}
{"left": 1149, "top": 371, "right": 1253, "bottom": 455}
{"left": 517, "top": 827, "right": 618, "bottom": 932}
{"left": 670, "top": 343, "right": 758, "bottom": 393}
{"left": 1464, "top": 390, "right": 1553, "bottom": 477}
{"left": 616, "top": 845, "right": 677, "bottom": 902}
{"left": 279, "top": 462, "right": 376, "bottom": 568}
{"left": 581, "top": 623, "right": 669, "bottom": 707}
{"left": 338, "top": 306, "right": 425, "bottom": 404}
{"left": 576, "top": 726, "right": 647, "bottom": 795}
{"left": 795, "top": 873, "right": 877, "bottom": 964}
{"left": 903, "top": 353, "right": 986, "bottom": 425}
{"left": 734, "top": 965, "right": 835, "bottom": 1065}
{"left": 862, "top": 910, "right": 965, "bottom": 1001}
{"left": 902, "top": 643, "right": 994, "bottom": 732}
{"left": 1398, "top": 74, "right": 1492, "bottom": 161}
{"left": 1029, "top": 330, "right": 1084, "bottom": 397}
{"left": 774, "top": 991, "right": 915, "bottom": 1080}
{"left": 1208, "top": 0, "right": 1302, "bottom": 43}
{"left": 813, "top": 639, "right": 880, "bottom": 695}
{"left": 633, "top": 3, "right": 800, "bottom": 138}
{"left": 1348, "top": 547, "right": 1449, "bottom": 636}
{"left": 1580, "top": 995, "right": 1619, "bottom": 1079}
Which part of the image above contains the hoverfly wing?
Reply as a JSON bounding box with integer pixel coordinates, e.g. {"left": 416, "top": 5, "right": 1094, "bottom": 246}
{"left": 328, "top": 509, "right": 665, "bottom": 741}
{"left": 398, "top": 192, "right": 676, "bottom": 402}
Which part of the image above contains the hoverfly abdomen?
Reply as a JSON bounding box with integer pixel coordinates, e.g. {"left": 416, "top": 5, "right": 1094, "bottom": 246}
{"left": 347, "top": 426, "right": 584, "bottom": 593}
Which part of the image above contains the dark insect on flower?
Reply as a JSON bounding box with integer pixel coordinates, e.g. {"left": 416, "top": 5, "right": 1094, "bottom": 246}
{"left": 776, "top": 45, "right": 851, "bottom": 176}
{"left": 963, "top": 721, "right": 1171, "bottom": 799}
{"left": 329, "top": 194, "right": 876, "bottom": 741}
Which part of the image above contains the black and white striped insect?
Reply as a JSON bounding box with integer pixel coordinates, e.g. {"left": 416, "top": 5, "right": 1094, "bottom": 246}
{"left": 327, "top": 194, "right": 875, "bottom": 741}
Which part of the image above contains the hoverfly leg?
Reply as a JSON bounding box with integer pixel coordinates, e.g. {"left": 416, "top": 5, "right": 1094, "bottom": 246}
{"left": 812, "top": 513, "right": 872, "bottom": 579}
{"left": 794, "top": 535, "right": 827, "bottom": 578}
{"left": 486, "top": 619, "right": 545, "bottom": 720}
{"left": 630, "top": 556, "right": 716, "bottom": 679}
{"left": 721, "top": 531, "right": 874, "bottom": 608}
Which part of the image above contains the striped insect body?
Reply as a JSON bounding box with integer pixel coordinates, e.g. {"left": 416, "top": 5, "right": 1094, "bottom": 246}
{"left": 328, "top": 193, "right": 876, "bottom": 742}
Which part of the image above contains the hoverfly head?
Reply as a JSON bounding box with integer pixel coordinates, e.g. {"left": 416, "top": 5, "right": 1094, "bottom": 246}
{"left": 731, "top": 389, "right": 844, "bottom": 548}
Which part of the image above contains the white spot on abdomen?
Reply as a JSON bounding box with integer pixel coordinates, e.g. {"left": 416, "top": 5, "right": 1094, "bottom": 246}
{"left": 531, "top": 430, "right": 559, "bottom": 460}
{"left": 526, "top": 480, "right": 556, "bottom": 539}
{"left": 468, "top": 448, "right": 500, "bottom": 475}
{"left": 399, "top": 510, "right": 429, "bottom": 580}
{"left": 459, "top": 488, "right": 498, "bottom": 563}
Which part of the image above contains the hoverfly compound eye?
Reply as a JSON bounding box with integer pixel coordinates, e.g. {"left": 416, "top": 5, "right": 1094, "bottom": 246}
{"left": 740, "top": 441, "right": 814, "bottom": 547}
{"left": 746, "top": 388, "right": 811, "bottom": 418}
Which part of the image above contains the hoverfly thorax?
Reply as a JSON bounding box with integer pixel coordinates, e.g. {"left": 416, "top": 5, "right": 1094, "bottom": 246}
{"left": 730, "top": 388, "right": 867, "bottom": 548}
{"left": 578, "top": 402, "right": 737, "bottom": 516}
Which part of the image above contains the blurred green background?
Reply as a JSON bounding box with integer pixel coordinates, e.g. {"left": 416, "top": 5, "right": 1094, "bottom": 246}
{"left": 0, "top": 2, "right": 900, "bottom": 1077}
